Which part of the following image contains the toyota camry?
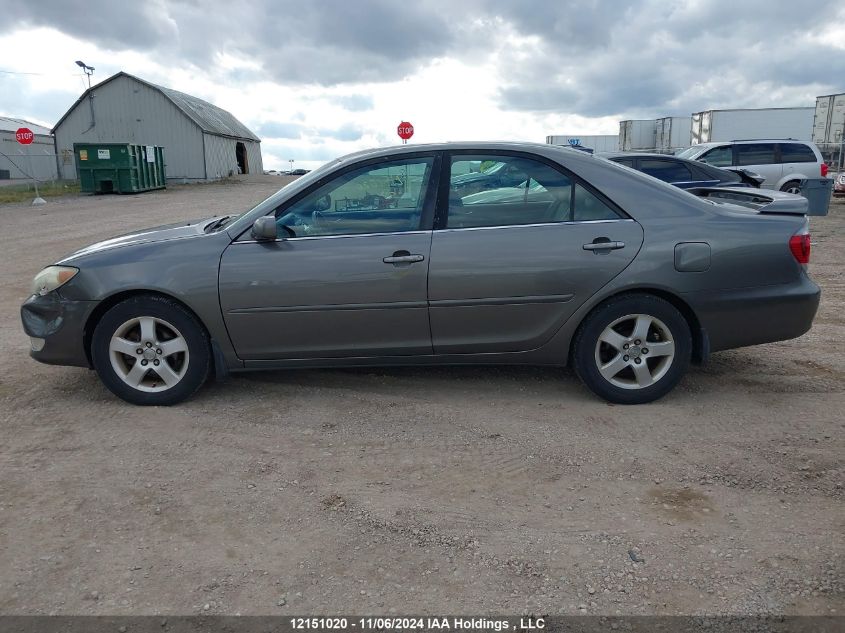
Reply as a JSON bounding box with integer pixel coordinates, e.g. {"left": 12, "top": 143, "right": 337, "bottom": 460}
{"left": 21, "top": 142, "right": 820, "bottom": 405}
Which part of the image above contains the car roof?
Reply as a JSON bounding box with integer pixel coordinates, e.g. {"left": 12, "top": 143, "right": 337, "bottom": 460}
{"left": 598, "top": 152, "right": 682, "bottom": 159}
{"left": 690, "top": 139, "right": 811, "bottom": 146}
{"left": 330, "top": 141, "right": 601, "bottom": 169}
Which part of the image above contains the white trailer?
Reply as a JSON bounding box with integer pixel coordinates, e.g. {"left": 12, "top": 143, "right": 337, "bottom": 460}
{"left": 689, "top": 107, "right": 814, "bottom": 145}
{"left": 619, "top": 120, "right": 656, "bottom": 151}
{"left": 545, "top": 134, "right": 619, "bottom": 152}
{"left": 654, "top": 116, "right": 691, "bottom": 153}
{"left": 812, "top": 93, "right": 845, "bottom": 168}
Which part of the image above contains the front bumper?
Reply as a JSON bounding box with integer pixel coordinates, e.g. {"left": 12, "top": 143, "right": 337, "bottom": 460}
{"left": 684, "top": 274, "right": 821, "bottom": 353}
{"left": 21, "top": 293, "right": 97, "bottom": 367}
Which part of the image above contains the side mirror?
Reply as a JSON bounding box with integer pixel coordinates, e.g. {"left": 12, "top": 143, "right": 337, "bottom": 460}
{"left": 314, "top": 194, "right": 331, "bottom": 212}
{"left": 251, "top": 216, "right": 277, "bottom": 241}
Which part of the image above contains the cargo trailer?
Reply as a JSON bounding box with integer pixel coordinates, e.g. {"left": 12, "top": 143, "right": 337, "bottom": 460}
{"left": 689, "top": 107, "right": 813, "bottom": 145}
{"left": 545, "top": 134, "right": 619, "bottom": 152}
{"left": 619, "top": 120, "right": 656, "bottom": 151}
{"left": 812, "top": 93, "right": 845, "bottom": 169}
{"left": 654, "top": 117, "right": 691, "bottom": 153}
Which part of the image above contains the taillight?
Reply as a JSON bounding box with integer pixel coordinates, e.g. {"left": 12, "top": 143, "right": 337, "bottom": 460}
{"left": 821, "top": 163, "right": 828, "bottom": 177}
{"left": 789, "top": 233, "right": 811, "bottom": 264}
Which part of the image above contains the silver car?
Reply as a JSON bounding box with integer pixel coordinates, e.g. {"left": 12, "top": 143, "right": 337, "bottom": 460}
{"left": 21, "top": 142, "right": 820, "bottom": 406}
{"left": 677, "top": 139, "right": 828, "bottom": 194}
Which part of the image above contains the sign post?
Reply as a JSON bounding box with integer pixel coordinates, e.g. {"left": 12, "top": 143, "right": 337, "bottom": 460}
{"left": 15, "top": 128, "right": 46, "bottom": 206}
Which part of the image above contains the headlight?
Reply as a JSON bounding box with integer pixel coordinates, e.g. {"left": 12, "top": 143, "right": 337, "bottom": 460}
{"left": 31, "top": 266, "right": 79, "bottom": 296}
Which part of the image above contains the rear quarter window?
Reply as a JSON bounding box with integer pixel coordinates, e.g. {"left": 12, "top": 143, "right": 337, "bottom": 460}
{"left": 779, "top": 143, "right": 817, "bottom": 163}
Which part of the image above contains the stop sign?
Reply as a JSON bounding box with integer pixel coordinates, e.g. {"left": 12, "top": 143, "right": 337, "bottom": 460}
{"left": 15, "top": 128, "right": 34, "bottom": 145}
{"left": 397, "top": 121, "right": 414, "bottom": 141}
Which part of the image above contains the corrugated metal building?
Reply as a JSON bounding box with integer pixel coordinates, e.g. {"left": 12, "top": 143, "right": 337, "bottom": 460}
{"left": 52, "top": 72, "right": 262, "bottom": 181}
{"left": 0, "top": 117, "right": 58, "bottom": 181}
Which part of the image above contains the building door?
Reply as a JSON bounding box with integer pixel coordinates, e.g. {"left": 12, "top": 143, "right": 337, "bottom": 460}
{"left": 236, "top": 142, "right": 248, "bottom": 174}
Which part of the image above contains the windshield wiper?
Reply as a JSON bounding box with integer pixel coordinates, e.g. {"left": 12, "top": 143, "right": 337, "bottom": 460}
{"left": 205, "top": 215, "right": 232, "bottom": 233}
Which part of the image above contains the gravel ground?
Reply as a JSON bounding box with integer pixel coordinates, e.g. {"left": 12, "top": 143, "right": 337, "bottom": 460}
{"left": 0, "top": 176, "right": 842, "bottom": 616}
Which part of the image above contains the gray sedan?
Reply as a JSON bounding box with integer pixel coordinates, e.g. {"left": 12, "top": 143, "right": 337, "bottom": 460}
{"left": 21, "top": 142, "right": 820, "bottom": 405}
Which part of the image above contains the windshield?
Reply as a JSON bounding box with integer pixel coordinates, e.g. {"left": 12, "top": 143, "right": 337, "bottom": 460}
{"left": 676, "top": 145, "right": 705, "bottom": 159}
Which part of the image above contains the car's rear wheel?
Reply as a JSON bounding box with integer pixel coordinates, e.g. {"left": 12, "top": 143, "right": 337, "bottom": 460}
{"left": 572, "top": 294, "right": 691, "bottom": 404}
{"left": 780, "top": 180, "right": 802, "bottom": 195}
{"left": 91, "top": 295, "right": 211, "bottom": 405}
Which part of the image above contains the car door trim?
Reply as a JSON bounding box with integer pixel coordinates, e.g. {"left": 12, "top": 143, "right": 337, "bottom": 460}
{"left": 235, "top": 230, "right": 433, "bottom": 244}
{"left": 435, "top": 218, "right": 635, "bottom": 233}
{"left": 429, "top": 294, "right": 574, "bottom": 308}
{"left": 228, "top": 300, "right": 429, "bottom": 314}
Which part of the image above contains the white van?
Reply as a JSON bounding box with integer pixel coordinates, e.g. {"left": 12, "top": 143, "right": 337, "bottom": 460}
{"left": 677, "top": 140, "right": 828, "bottom": 194}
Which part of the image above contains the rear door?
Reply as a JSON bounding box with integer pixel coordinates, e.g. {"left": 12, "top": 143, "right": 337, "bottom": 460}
{"left": 778, "top": 142, "right": 819, "bottom": 181}
{"left": 428, "top": 152, "right": 644, "bottom": 354}
{"left": 735, "top": 142, "right": 781, "bottom": 189}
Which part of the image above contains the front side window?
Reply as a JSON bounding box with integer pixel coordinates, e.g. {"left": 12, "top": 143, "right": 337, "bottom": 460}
{"left": 698, "top": 145, "right": 733, "bottom": 167}
{"left": 639, "top": 159, "right": 693, "bottom": 183}
{"left": 736, "top": 143, "right": 777, "bottom": 166}
{"left": 447, "top": 154, "right": 621, "bottom": 228}
{"left": 275, "top": 158, "right": 434, "bottom": 237}
{"left": 779, "top": 143, "right": 817, "bottom": 163}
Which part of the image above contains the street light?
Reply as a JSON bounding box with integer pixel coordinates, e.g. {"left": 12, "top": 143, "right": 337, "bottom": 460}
{"left": 75, "top": 60, "right": 94, "bottom": 88}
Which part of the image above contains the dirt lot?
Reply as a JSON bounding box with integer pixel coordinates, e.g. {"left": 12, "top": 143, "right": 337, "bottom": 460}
{"left": 0, "top": 176, "right": 842, "bottom": 616}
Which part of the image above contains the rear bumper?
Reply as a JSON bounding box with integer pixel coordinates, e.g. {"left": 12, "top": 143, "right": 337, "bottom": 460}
{"left": 21, "top": 293, "right": 96, "bottom": 367}
{"left": 684, "top": 274, "right": 820, "bottom": 353}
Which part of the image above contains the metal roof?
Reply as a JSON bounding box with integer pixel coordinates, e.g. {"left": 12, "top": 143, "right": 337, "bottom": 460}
{"left": 0, "top": 116, "right": 52, "bottom": 136}
{"left": 52, "top": 71, "right": 260, "bottom": 142}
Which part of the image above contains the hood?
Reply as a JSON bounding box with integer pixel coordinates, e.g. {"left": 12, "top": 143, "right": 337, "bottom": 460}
{"left": 58, "top": 216, "right": 219, "bottom": 263}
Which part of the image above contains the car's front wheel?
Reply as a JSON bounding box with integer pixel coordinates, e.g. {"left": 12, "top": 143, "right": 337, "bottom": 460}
{"left": 572, "top": 294, "right": 691, "bottom": 404}
{"left": 91, "top": 295, "right": 211, "bottom": 405}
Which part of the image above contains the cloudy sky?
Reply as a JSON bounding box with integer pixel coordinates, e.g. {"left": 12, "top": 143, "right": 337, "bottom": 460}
{"left": 2, "top": 0, "right": 844, "bottom": 170}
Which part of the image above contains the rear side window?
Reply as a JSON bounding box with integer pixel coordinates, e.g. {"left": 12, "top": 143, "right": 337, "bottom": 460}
{"left": 779, "top": 143, "right": 817, "bottom": 163}
{"left": 572, "top": 184, "right": 621, "bottom": 222}
{"left": 613, "top": 158, "right": 635, "bottom": 168}
{"left": 447, "top": 154, "right": 621, "bottom": 228}
{"left": 698, "top": 145, "right": 733, "bottom": 167}
{"left": 736, "top": 143, "right": 777, "bottom": 166}
{"left": 639, "top": 159, "right": 693, "bottom": 183}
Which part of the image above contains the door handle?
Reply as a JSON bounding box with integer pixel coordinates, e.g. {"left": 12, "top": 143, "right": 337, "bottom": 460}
{"left": 383, "top": 253, "right": 425, "bottom": 264}
{"left": 583, "top": 240, "right": 625, "bottom": 251}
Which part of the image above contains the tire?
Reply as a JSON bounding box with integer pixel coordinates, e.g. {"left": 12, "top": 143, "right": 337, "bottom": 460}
{"left": 780, "top": 180, "right": 802, "bottom": 195}
{"left": 91, "top": 295, "right": 211, "bottom": 405}
{"left": 572, "top": 294, "right": 691, "bottom": 405}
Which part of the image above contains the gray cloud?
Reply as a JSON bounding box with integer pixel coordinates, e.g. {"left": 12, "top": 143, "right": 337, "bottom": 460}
{"left": 1, "top": 0, "right": 178, "bottom": 51}
{"left": 317, "top": 123, "right": 365, "bottom": 142}
{"left": 334, "top": 95, "right": 374, "bottom": 112}
{"left": 257, "top": 122, "right": 304, "bottom": 139}
{"left": 2, "top": 0, "right": 844, "bottom": 124}
{"left": 489, "top": 0, "right": 845, "bottom": 118}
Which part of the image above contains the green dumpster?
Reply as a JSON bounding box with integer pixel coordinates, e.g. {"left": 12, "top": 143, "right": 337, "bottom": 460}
{"left": 75, "top": 143, "right": 166, "bottom": 194}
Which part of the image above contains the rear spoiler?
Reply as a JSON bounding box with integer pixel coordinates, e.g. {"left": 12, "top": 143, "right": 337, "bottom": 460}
{"left": 687, "top": 186, "right": 808, "bottom": 215}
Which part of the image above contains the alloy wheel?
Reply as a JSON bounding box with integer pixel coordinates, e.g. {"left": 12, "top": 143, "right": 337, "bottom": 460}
{"left": 109, "top": 316, "right": 190, "bottom": 393}
{"left": 593, "top": 313, "right": 675, "bottom": 390}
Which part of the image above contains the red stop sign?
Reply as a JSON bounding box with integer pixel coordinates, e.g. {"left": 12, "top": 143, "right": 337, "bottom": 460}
{"left": 397, "top": 121, "right": 414, "bottom": 140}
{"left": 15, "top": 128, "right": 34, "bottom": 145}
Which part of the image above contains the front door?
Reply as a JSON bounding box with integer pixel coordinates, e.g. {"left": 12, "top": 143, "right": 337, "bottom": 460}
{"left": 428, "top": 153, "right": 644, "bottom": 354}
{"left": 219, "top": 155, "right": 437, "bottom": 360}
